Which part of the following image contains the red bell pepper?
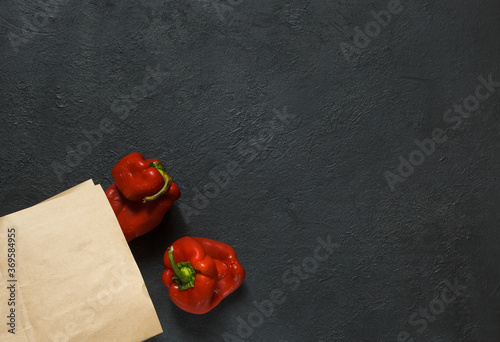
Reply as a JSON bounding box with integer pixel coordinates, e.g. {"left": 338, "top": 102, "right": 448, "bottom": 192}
{"left": 162, "top": 237, "right": 245, "bottom": 314}
{"left": 111, "top": 152, "right": 169, "bottom": 202}
{"left": 105, "top": 152, "right": 181, "bottom": 242}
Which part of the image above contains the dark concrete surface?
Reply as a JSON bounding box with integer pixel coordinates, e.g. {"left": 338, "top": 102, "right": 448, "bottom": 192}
{"left": 1, "top": 0, "right": 499, "bottom": 341}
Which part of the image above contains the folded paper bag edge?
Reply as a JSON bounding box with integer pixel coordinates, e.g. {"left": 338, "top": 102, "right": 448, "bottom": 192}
{"left": 40, "top": 179, "right": 95, "bottom": 204}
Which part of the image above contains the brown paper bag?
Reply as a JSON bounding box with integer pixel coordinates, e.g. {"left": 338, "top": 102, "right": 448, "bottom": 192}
{"left": 0, "top": 180, "right": 163, "bottom": 341}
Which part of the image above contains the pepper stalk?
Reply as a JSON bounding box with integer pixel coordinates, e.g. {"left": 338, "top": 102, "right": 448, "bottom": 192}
{"left": 143, "top": 162, "right": 172, "bottom": 203}
{"left": 168, "top": 247, "right": 196, "bottom": 290}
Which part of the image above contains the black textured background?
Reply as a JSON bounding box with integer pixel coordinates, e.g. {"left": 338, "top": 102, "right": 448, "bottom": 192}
{"left": 1, "top": 1, "right": 499, "bottom": 341}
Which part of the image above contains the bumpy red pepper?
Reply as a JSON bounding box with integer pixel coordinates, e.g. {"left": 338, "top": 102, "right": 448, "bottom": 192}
{"left": 162, "top": 237, "right": 245, "bottom": 314}
{"left": 105, "top": 152, "right": 181, "bottom": 242}
{"left": 111, "top": 152, "right": 169, "bottom": 202}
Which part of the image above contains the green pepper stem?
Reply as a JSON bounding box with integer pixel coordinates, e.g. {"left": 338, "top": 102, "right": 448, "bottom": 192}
{"left": 143, "top": 162, "right": 172, "bottom": 203}
{"left": 168, "top": 247, "right": 196, "bottom": 290}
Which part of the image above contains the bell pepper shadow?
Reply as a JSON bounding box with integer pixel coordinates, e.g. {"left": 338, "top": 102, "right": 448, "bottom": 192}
{"left": 169, "top": 281, "right": 250, "bottom": 337}
{"left": 129, "top": 205, "right": 189, "bottom": 260}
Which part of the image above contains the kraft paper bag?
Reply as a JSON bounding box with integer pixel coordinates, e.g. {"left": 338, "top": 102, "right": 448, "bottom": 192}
{"left": 0, "top": 180, "right": 163, "bottom": 341}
